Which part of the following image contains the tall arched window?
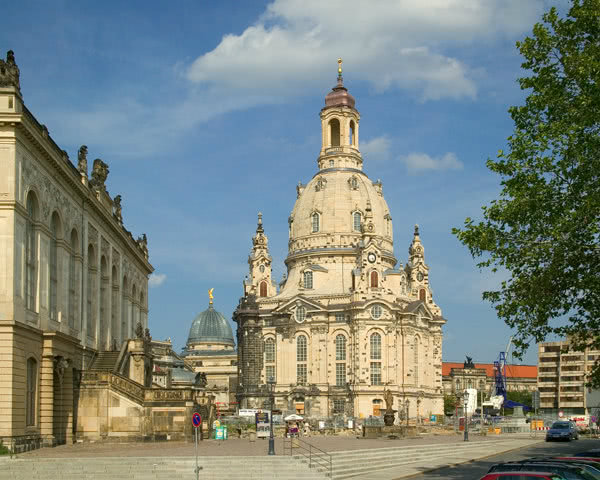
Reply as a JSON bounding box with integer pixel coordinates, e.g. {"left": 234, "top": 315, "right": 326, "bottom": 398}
{"left": 25, "top": 192, "right": 38, "bottom": 311}
{"left": 131, "top": 284, "right": 137, "bottom": 337}
{"left": 370, "top": 332, "right": 382, "bottom": 385}
{"left": 335, "top": 334, "right": 347, "bottom": 386}
{"left": 329, "top": 118, "right": 340, "bottom": 146}
{"left": 414, "top": 336, "right": 420, "bottom": 386}
{"left": 99, "top": 256, "right": 108, "bottom": 348}
{"left": 86, "top": 244, "right": 96, "bottom": 338}
{"left": 259, "top": 281, "right": 267, "bottom": 297}
{"left": 370, "top": 271, "right": 378, "bottom": 288}
{"left": 312, "top": 213, "right": 319, "bottom": 233}
{"left": 349, "top": 120, "right": 356, "bottom": 146}
{"left": 121, "top": 276, "right": 128, "bottom": 340}
{"left": 111, "top": 265, "right": 119, "bottom": 346}
{"left": 68, "top": 229, "right": 79, "bottom": 329}
{"left": 353, "top": 212, "right": 361, "bottom": 232}
{"left": 264, "top": 337, "right": 276, "bottom": 382}
{"left": 49, "top": 212, "right": 60, "bottom": 321}
{"left": 419, "top": 289, "right": 426, "bottom": 301}
{"left": 303, "top": 270, "right": 313, "bottom": 289}
{"left": 140, "top": 290, "right": 145, "bottom": 329}
{"left": 297, "top": 335, "right": 307, "bottom": 385}
{"left": 26, "top": 357, "right": 37, "bottom": 426}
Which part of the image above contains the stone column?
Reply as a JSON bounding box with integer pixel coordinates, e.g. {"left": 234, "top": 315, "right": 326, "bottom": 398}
{"left": 63, "top": 364, "right": 74, "bottom": 444}
{"left": 39, "top": 354, "right": 55, "bottom": 446}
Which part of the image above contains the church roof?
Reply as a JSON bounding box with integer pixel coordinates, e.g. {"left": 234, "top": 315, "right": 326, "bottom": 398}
{"left": 442, "top": 362, "right": 538, "bottom": 378}
{"left": 186, "top": 305, "right": 235, "bottom": 347}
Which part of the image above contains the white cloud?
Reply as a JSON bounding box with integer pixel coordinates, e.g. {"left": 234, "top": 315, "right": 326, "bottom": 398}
{"left": 401, "top": 152, "right": 464, "bottom": 173}
{"left": 361, "top": 136, "right": 391, "bottom": 162}
{"left": 187, "top": 0, "right": 544, "bottom": 101}
{"left": 148, "top": 273, "right": 167, "bottom": 287}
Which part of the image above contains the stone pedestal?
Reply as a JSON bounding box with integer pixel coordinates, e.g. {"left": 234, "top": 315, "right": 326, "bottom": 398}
{"left": 384, "top": 412, "right": 395, "bottom": 426}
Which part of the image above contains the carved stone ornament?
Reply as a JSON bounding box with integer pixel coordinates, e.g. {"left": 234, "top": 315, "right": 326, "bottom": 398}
{"left": 315, "top": 176, "right": 327, "bottom": 192}
{"left": 77, "top": 145, "right": 88, "bottom": 176}
{"left": 135, "top": 321, "right": 144, "bottom": 339}
{"left": 348, "top": 176, "right": 359, "bottom": 190}
{"left": 54, "top": 356, "right": 70, "bottom": 387}
{"left": 89, "top": 158, "right": 109, "bottom": 191}
{"left": 0, "top": 50, "right": 20, "bottom": 91}
{"left": 113, "top": 194, "right": 123, "bottom": 223}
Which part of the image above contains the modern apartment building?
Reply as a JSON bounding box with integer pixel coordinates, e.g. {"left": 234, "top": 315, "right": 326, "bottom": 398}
{"left": 538, "top": 340, "right": 600, "bottom": 415}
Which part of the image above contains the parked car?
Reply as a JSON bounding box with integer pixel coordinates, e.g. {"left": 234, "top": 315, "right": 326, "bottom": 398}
{"left": 511, "top": 459, "right": 600, "bottom": 479}
{"left": 546, "top": 421, "right": 580, "bottom": 441}
{"left": 575, "top": 451, "right": 600, "bottom": 459}
{"left": 488, "top": 462, "right": 596, "bottom": 479}
{"left": 480, "top": 472, "right": 565, "bottom": 479}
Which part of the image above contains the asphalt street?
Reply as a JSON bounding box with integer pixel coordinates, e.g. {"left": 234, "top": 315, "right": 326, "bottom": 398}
{"left": 414, "top": 437, "right": 600, "bottom": 480}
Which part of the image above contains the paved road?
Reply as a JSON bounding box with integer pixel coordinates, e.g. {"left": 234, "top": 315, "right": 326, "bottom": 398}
{"left": 413, "top": 437, "right": 600, "bottom": 480}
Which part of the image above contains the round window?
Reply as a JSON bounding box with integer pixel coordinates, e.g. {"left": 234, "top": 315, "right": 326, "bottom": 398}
{"left": 371, "top": 304, "right": 383, "bottom": 319}
{"left": 296, "top": 306, "right": 306, "bottom": 323}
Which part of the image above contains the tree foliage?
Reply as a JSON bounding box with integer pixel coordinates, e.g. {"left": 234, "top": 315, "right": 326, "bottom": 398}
{"left": 453, "top": 0, "right": 600, "bottom": 386}
{"left": 444, "top": 394, "right": 458, "bottom": 415}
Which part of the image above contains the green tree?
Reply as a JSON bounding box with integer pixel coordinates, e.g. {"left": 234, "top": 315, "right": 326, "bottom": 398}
{"left": 453, "top": 0, "right": 600, "bottom": 385}
{"left": 444, "top": 394, "right": 458, "bottom": 415}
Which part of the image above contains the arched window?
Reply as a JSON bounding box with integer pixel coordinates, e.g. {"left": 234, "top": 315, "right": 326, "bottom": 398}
{"left": 353, "top": 212, "right": 361, "bottom": 232}
{"left": 68, "top": 229, "right": 79, "bottom": 329}
{"left": 49, "top": 212, "right": 60, "bottom": 321}
{"left": 131, "top": 284, "right": 137, "bottom": 337}
{"left": 296, "top": 305, "right": 306, "bottom": 323}
{"left": 312, "top": 212, "right": 319, "bottom": 233}
{"left": 329, "top": 159, "right": 334, "bottom": 167}
{"left": 419, "top": 289, "right": 426, "bottom": 301}
{"left": 297, "top": 335, "right": 307, "bottom": 385}
{"left": 86, "top": 244, "right": 96, "bottom": 338}
{"left": 370, "top": 333, "right": 381, "bottom": 360}
{"left": 121, "top": 276, "right": 128, "bottom": 340}
{"left": 265, "top": 338, "right": 276, "bottom": 363}
{"left": 100, "top": 256, "right": 108, "bottom": 348}
{"left": 329, "top": 118, "right": 340, "bottom": 146}
{"left": 111, "top": 265, "right": 119, "bottom": 346}
{"left": 303, "top": 271, "right": 313, "bottom": 289}
{"left": 26, "top": 357, "right": 37, "bottom": 426}
{"left": 25, "top": 192, "right": 38, "bottom": 311}
{"left": 349, "top": 120, "right": 356, "bottom": 146}
{"left": 335, "top": 335, "right": 346, "bottom": 361}
{"left": 414, "top": 336, "right": 420, "bottom": 386}
{"left": 370, "top": 271, "right": 378, "bottom": 288}
{"left": 259, "top": 281, "right": 267, "bottom": 297}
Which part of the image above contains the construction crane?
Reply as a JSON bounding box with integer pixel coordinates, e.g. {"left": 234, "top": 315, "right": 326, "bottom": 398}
{"left": 484, "top": 337, "right": 531, "bottom": 412}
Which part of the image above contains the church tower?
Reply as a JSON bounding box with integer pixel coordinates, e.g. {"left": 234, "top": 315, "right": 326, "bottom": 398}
{"left": 234, "top": 62, "right": 446, "bottom": 420}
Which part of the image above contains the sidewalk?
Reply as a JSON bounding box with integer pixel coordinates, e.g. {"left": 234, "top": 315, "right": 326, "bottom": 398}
{"left": 14, "top": 432, "right": 538, "bottom": 458}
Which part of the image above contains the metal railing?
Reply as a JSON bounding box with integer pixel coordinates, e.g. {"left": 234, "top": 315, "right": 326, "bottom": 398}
{"left": 283, "top": 436, "right": 332, "bottom": 478}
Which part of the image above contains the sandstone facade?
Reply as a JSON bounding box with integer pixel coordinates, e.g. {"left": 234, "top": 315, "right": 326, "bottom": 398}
{"left": 235, "top": 67, "right": 446, "bottom": 421}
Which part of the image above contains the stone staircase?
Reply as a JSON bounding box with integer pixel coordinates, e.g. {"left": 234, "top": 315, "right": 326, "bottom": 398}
{"left": 0, "top": 456, "right": 329, "bottom": 480}
{"left": 88, "top": 351, "right": 121, "bottom": 371}
{"left": 298, "top": 438, "right": 538, "bottom": 479}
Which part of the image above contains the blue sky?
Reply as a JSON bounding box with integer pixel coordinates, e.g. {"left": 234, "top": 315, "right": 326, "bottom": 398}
{"left": 3, "top": 0, "right": 563, "bottom": 365}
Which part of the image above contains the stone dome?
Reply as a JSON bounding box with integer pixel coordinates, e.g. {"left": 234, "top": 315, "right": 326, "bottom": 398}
{"left": 289, "top": 169, "right": 393, "bottom": 254}
{"left": 186, "top": 305, "right": 235, "bottom": 347}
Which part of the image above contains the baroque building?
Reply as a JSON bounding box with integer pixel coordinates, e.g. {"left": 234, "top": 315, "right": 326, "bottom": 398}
{"left": 0, "top": 51, "right": 153, "bottom": 451}
{"left": 180, "top": 293, "right": 238, "bottom": 413}
{"left": 234, "top": 63, "right": 446, "bottom": 420}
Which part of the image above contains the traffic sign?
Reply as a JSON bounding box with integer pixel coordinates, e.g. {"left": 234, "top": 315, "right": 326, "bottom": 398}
{"left": 192, "top": 412, "right": 202, "bottom": 427}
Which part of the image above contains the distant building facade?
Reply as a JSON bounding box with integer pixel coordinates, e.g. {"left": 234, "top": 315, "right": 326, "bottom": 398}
{"left": 442, "top": 362, "right": 537, "bottom": 397}
{"left": 538, "top": 340, "right": 600, "bottom": 415}
{"left": 181, "top": 299, "right": 238, "bottom": 412}
{"left": 234, "top": 65, "right": 446, "bottom": 421}
{"left": 0, "top": 51, "right": 152, "bottom": 451}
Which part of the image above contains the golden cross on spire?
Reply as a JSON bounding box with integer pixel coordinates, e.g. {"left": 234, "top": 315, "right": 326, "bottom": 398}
{"left": 208, "top": 288, "right": 214, "bottom": 305}
{"left": 338, "top": 58, "right": 343, "bottom": 77}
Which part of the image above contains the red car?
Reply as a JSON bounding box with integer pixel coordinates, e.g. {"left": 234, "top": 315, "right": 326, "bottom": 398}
{"left": 480, "top": 473, "right": 566, "bottom": 479}
{"left": 555, "top": 458, "right": 600, "bottom": 465}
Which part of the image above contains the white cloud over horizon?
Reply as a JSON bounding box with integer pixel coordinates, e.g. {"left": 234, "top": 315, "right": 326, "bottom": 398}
{"left": 361, "top": 136, "right": 391, "bottom": 162}
{"left": 401, "top": 152, "right": 464, "bottom": 173}
{"left": 149, "top": 273, "right": 167, "bottom": 287}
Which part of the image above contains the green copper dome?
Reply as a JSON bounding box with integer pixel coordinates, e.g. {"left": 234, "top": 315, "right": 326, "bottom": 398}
{"left": 186, "top": 305, "right": 235, "bottom": 346}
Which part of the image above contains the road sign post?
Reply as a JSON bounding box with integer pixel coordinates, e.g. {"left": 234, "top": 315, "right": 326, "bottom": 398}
{"left": 192, "top": 413, "right": 202, "bottom": 480}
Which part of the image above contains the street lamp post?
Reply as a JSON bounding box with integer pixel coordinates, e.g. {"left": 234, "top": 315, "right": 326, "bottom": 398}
{"left": 405, "top": 399, "right": 410, "bottom": 428}
{"left": 464, "top": 394, "right": 469, "bottom": 442}
{"left": 267, "top": 377, "right": 276, "bottom": 455}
